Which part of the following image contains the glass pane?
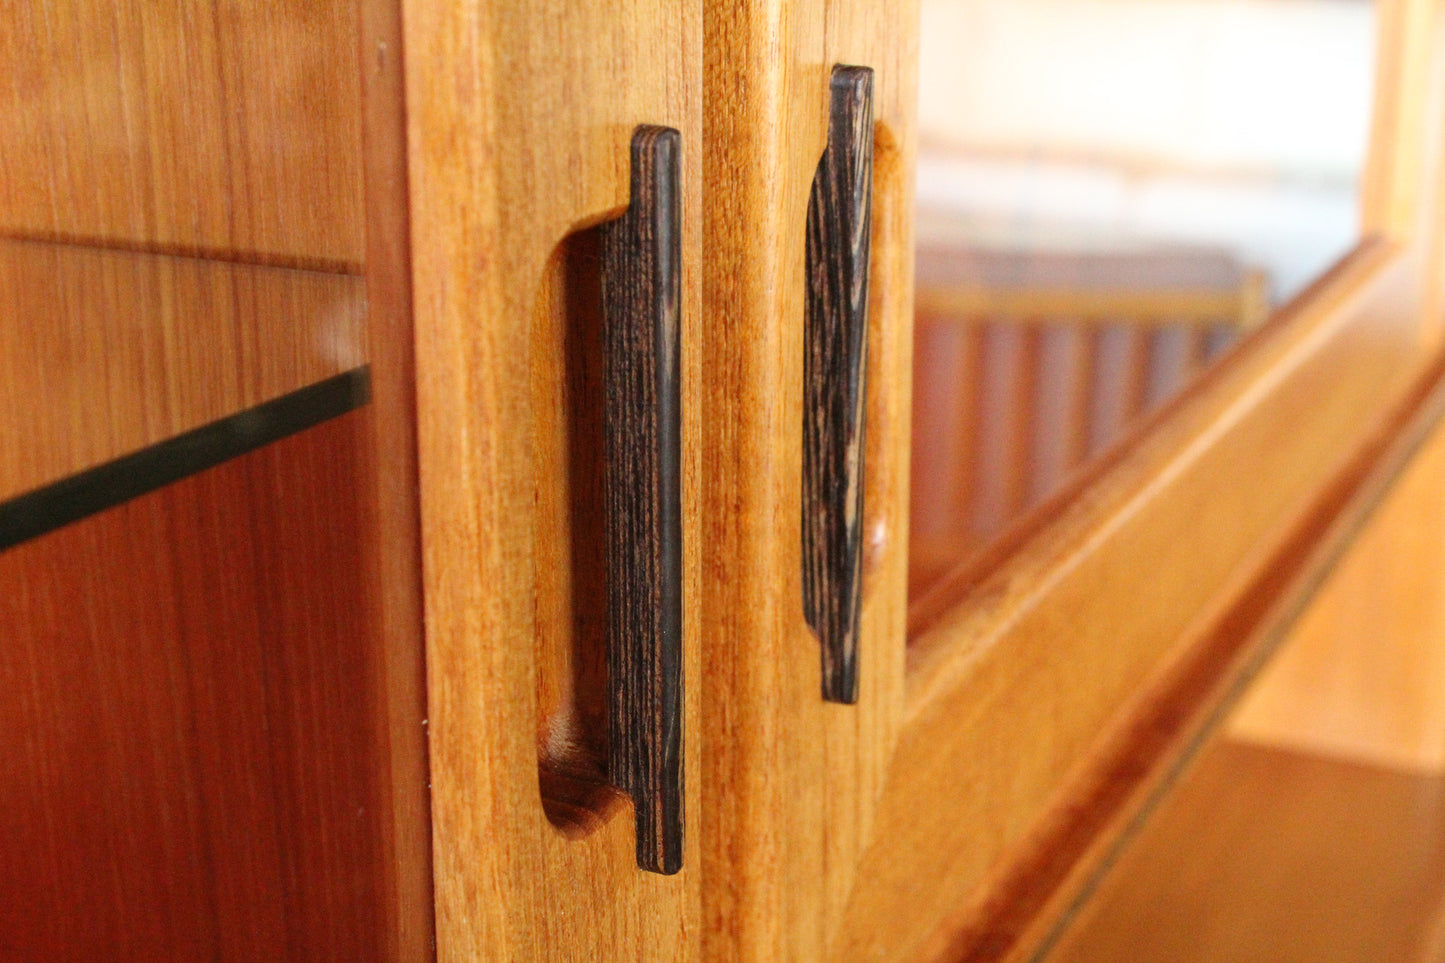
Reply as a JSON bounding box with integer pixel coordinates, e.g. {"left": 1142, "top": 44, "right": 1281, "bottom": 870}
{"left": 909, "top": 0, "right": 1377, "bottom": 598}
{"left": 0, "top": 2, "right": 367, "bottom": 506}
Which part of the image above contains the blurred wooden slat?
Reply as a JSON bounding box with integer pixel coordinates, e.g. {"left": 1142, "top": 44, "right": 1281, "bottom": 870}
{"left": 1118, "top": 327, "right": 1153, "bottom": 423}
{"left": 1004, "top": 325, "right": 1043, "bottom": 516}
{"left": 0, "top": 0, "right": 363, "bottom": 269}
{"left": 1063, "top": 327, "right": 1097, "bottom": 466}
{"left": 909, "top": 316, "right": 983, "bottom": 557}
{"left": 915, "top": 248, "right": 1269, "bottom": 329}
{"left": 1184, "top": 326, "right": 1211, "bottom": 373}
{"left": 0, "top": 410, "right": 410, "bottom": 962}
{"left": 1046, "top": 741, "right": 1445, "bottom": 963}
{"left": 907, "top": 247, "right": 1263, "bottom": 598}
{"left": 917, "top": 286, "right": 1260, "bottom": 327}
{"left": 0, "top": 239, "right": 365, "bottom": 502}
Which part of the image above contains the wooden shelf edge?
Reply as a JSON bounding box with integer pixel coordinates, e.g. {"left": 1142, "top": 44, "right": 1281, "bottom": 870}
{"left": 938, "top": 351, "right": 1445, "bottom": 963}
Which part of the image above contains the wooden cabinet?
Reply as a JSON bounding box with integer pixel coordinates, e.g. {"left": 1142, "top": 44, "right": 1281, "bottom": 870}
{"left": 0, "top": 3, "right": 431, "bottom": 960}
{"left": 7, "top": 0, "right": 1445, "bottom": 960}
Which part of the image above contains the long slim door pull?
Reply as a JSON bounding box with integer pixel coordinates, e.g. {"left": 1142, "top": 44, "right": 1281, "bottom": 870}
{"left": 803, "top": 66, "right": 874, "bottom": 705}
{"left": 602, "top": 125, "right": 684, "bottom": 874}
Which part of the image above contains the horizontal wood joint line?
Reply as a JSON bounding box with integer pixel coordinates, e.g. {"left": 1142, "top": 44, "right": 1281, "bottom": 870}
{"left": 0, "top": 367, "right": 371, "bottom": 552}
{"left": 0, "top": 230, "right": 364, "bottom": 277}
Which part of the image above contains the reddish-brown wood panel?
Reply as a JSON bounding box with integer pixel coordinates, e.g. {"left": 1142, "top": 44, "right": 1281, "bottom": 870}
{"left": 0, "top": 410, "right": 419, "bottom": 962}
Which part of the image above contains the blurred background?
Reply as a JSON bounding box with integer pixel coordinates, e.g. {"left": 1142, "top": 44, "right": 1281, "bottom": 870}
{"left": 909, "top": 0, "right": 1376, "bottom": 595}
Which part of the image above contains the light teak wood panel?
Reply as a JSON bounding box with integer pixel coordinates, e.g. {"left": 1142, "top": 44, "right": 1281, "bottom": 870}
{"left": 701, "top": 0, "right": 918, "bottom": 959}
{"left": 402, "top": 0, "right": 700, "bottom": 959}
{"left": 0, "top": 240, "right": 365, "bottom": 502}
{"left": 0, "top": 0, "right": 364, "bottom": 269}
{"left": 1230, "top": 411, "right": 1445, "bottom": 772}
{"left": 0, "top": 411, "right": 416, "bottom": 962}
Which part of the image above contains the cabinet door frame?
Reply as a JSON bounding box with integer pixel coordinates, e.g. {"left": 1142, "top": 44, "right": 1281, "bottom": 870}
{"left": 702, "top": 0, "right": 1445, "bottom": 960}
{"left": 400, "top": 1, "right": 702, "bottom": 959}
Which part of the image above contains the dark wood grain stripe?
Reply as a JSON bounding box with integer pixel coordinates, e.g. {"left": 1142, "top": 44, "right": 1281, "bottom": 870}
{"left": 602, "top": 125, "right": 684, "bottom": 875}
{"left": 0, "top": 367, "right": 369, "bottom": 552}
{"left": 803, "top": 65, "right": 874, "bottom": 704}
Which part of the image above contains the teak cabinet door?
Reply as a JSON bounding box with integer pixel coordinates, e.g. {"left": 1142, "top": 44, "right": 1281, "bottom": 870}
{"left": 404, "top": 0, "right": 1445, "bottom": 960}
{"left": 401, "top": 0, "right": 701, "bottom": 960}
{"left": 699, "top": 0, "right": 919, "bottom": 960}
{"left": 698, "top": 0, "right": 1445, "bottom": 961}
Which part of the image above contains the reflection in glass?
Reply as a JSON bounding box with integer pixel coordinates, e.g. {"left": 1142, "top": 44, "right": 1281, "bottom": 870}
{"left": 909, "top": 0, "right": 1377, "bottom": 596}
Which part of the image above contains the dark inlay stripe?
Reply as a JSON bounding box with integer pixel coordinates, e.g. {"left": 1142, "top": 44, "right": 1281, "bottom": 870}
{"left": 0, "top": 367, "right": 370, "bottom": 552}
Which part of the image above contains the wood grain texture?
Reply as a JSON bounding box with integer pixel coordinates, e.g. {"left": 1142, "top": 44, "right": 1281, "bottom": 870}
{"left": 603, "top": 126, "right": 684, "bottom": 874}
{"left": 401, "top": 0, "right": 700, "bottom": 956}
{"left": 0, "top": 239, "right": 365, "bottom": 503}
{"left": 0, "top": 0, "right": 363, "bottom": 269}
{"left": 1047, "top": 741, "right": 1445, "bottom": 963}
{"left": 701, "top": 1, "right": 917, "bottom": 958}
{"left": 803, "top": 65, "right": 875, "bottom": 704}
{"left": 0, "top": 411, "right": 406, "bottom": 962}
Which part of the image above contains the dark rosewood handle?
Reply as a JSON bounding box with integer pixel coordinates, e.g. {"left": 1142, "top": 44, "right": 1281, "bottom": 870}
{"left": 803, "top": 66, "right": 874, "bottom": 705}
{"left": 602, "top": 125, "right": 684, "bottom": 875}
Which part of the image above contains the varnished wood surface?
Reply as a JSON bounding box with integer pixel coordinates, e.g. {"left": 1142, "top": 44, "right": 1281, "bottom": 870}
{"left": 402, "top": 0, "right": 701, "bottom": 957}
{"left": 0, "top": 1, "right": 432, "bottom": 958}
{"left": 803, "top": 64, "right": 875, "bottom": 704}
{"left": 1047, "top": 741, "right": 1445, "bottom": 963}
{"left": 0, "top": 0, "right": 364, "bottom": 269}
{"left": 0, "top": 239, "right": 365, "bottom": 503}
{"left": 701, "top": 1, "right": 918, "bottom": 959}
{"left": 602, "top": 125, "right": 684, "bottom": 875}
{"left": 0, "top": 410, "right": 405, "bottom": 962}
{"left": 860, "top": 240, "right": 1431, "bottom": 962}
